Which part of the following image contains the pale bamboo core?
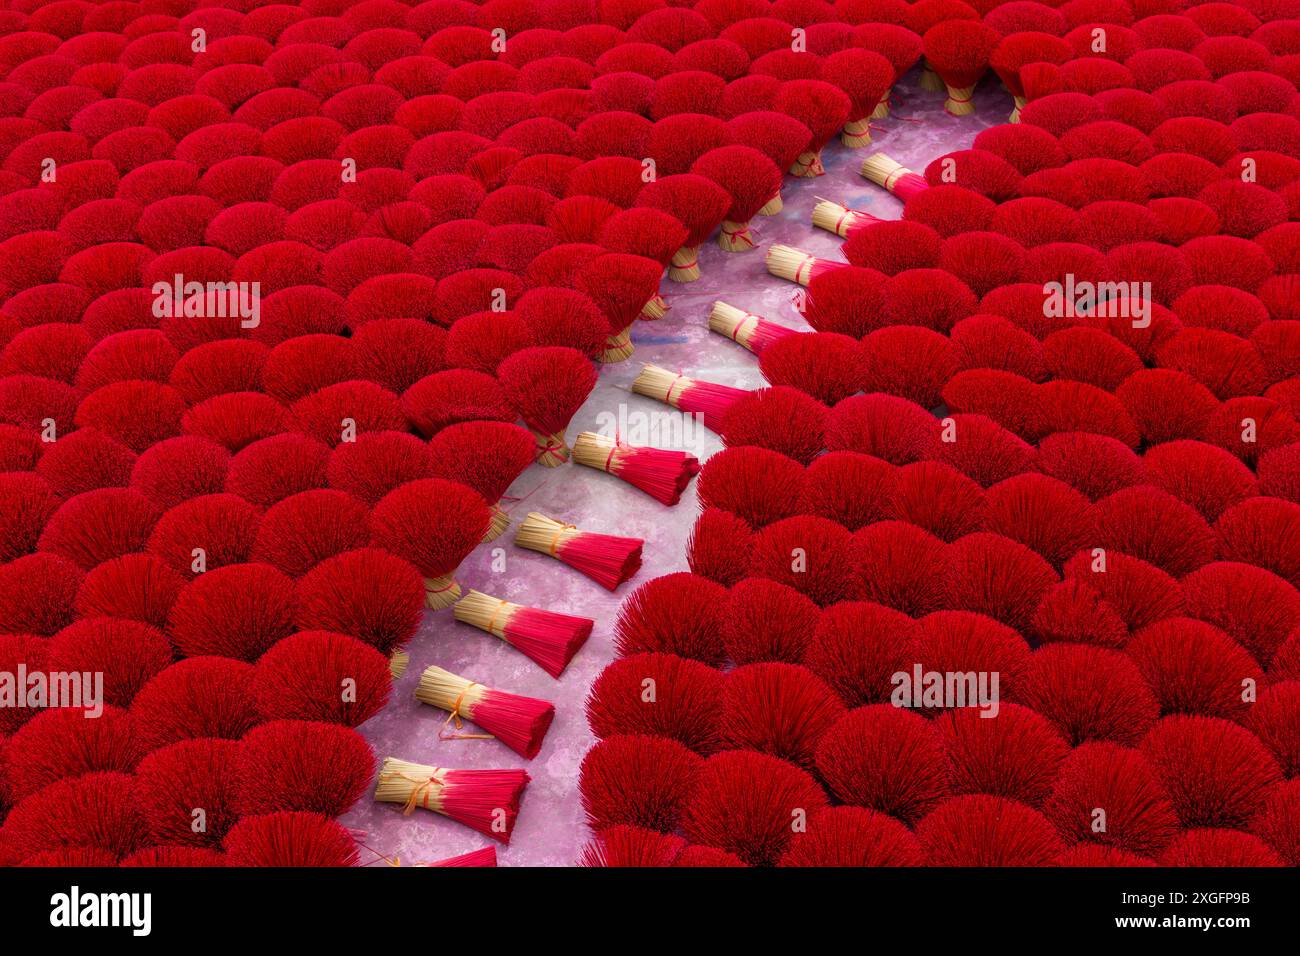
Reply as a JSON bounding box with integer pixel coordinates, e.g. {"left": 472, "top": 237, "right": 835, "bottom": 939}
{"left": 423, "top": 573, "right": 461, "bottom": 610}
{"left": 945, "top": 84, "right": 977, "bottom": 116}
{"left": 920, "top": 64, "right": 944, "bottom": 91}
{"left": 1009, "top": 95, "right": 1025, "bottom": 123}
{"left": 641, "top": 294, "right": 668, "bottom": 320}
{"left": 483, "top": 504, "right": 510, "bottom": 542}
{"left": 841, "top": 118, "right": 872, "bottom": 148}
{"left": 790, "top": 150, "right": 824, "bottom": 177}
{"left": 668, "top": 246, "right": 702, "bottom": 282}
{"left": 389, "top": 650, "right": 409, "bottom": 679}
{"left": 718, "top": 219, "right": 755, "bottom": 252}
{"left": 708, "top": 300, "right": 764, "bottom": 351}
{"left": 758, "top": 192, "right": 783, "bottom": 215}
{"left": 600, "top": 324, "right": 635, "bottom": 363}
{"left": 861, "top": 153, "right": 916, "bottom": 194}
{"left": 529, "top": 426, "right": 570, "bottom": 467}
{"left": 375, "top": 757, "right": 448, "bottom": 815}
{"left": 870, "top": 94, "right": 891, "bottom": 120}
{"left": 631, "top": 363, "right": 694, "bottom": 410}
{"left": 416, "top": 664, "right": 489, "bottom": 722}
{"left": 514, "top": 512, "right": 581, "bottom": 560}
{"left": 812, "top": 199, "right": 869, "bottom": 238}
{"left": 454, "top": 588, "right": 519, "bottom": 639}
{"left": 765, "top": 244, "right": 820, "bottom": 286}
{"left": 573, "top": 431, "right": 624, "bottom": 474}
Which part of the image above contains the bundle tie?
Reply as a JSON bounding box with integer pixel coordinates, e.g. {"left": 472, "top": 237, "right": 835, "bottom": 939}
{"left": 795, "top": 254, "right": 817, "bottom": 285}
{"left": 548, "top": 523, "right": 577, "bottom": 556}
{"left": 397, "top": 771, "right": 443, "bottom": 815}
{"left": 664, "top": 371, "right": 688, "bottom": 406}
{"left": 440, "top": 682, "right": 496, "bottom": 743}
{"left": 675, "top": 256, "right": 698, "bottom": 270}
{"left": 486, "top": 599, "right": 510, "bottom": 635}
{"left": 721, "top": 222, "right": 755, "bottom": 248}
{"left": 538, "top": 438, "right": 567, "bottom": 463}
{"left": 427, "top": 579, "right": 457, "bottom": 594}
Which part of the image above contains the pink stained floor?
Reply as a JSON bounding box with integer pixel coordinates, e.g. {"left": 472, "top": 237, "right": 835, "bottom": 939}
{"left": 340, "top": 69, "right": 1012, "bottom": 867}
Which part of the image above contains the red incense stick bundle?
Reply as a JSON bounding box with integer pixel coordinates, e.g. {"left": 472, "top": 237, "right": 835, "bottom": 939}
{"left": 369, "top": 479, "right": 491, "bottom": 610}
{"left": 416, "top": 664, "right": 556, "bottom": 759}
{"left": 811, "top": 199, "right": 884, "bottom": 238}
{"left": 765, "top": 244, "right": 850, "bottom": 287}
{"left": 453, "top": 588, "right": 593, "bottom": 678}
{"left": 821, "top": 48, "right": 896, "bottom": 147}
{"left": 860, "top": 154, "right": 929, "bottom": 203}
{"left": 375, "top": 758, "right": 528, "bottom": 844}
{"left": 772, "top": 79, "right": 852, "bottom": 177}
{"left": 573, "top": 431, "right": 700, "bottom": 506}
{"left": 708, "top": 301, "right": 800, "bottom": 355}
{"left": 421, "top": 847, "right": 497, "bottom": 867}
{"left": 991, "top": 32, "right": 1074, "bottom": 123}
{"left": 496, "top": 346, "right": 597, "bottom": 466}
{"left": 428, "top": 421, "right": 537, "bottom": 541}
{"left": 633, "top": 173, "right": 731, "bottom": 282}
{"left": 514, "top": 511, "right": 644, "bottom": 592}
{"left": 923, "top": 20, "right": 1001, "bottom": 116}
{"left": 575, "top": 253, "right": 667, "bottom": 362}
{"left": 690, "top": 145, "right": 784, "bottom": 252}
{"left": 632, "top": 363, "right": 750, "bottom": 434}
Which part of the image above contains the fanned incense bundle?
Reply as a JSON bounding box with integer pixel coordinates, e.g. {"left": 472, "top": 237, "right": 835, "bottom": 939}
{"left": 811, "top": 199, "right": 884, "bottom": 238}
{"left": 708, "top": 302, "right": 800, "bottom": 355}
{"left": 923, "top": 20, "right": 1001, "bottom": 116}
{"left": 422, "top": 847, "right": 497, "bottom": 867}
{"left": 573, "top": 431, "right": 700, "bottom": 506}
{"left": 514, "top": 512, "right": 644, "bottom": 592}
{"left": 416, "top": 665, "right": 556, "bottom": 759}
{"left": 633, "top": 173, "right": 731, "bottom": 282}
{"left": 632, "top": 364, "right": 750, "bottom": 434}
{"left": 764, "top": 245, "right": 850, "bottom": 287}
{"left": 453, "top": 588, "right": 593, "bottom": 677}
{"left": 860, "top": 154, "right": 929, "bottom": 203}
{"left": 496, "top": 346, "right": 598, "bottom": 466}
{"left": 374, "top": 758, "right": 529, "bottom": 844}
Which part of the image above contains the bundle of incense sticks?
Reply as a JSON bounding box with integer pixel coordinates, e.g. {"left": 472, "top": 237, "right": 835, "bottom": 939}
{"left": 708, "top": 301, "right": 800, "bottom": 355}
{"left": 453, "top": 588, "right": 593, "bottom": 677}
{"left": 416, "top": 664, "right": 555, "bottom": 759}
{"left": 860, "top": 153, "right": 929, "bottom": 202}
{"left": 572, "top": 431, "right": 700, "bottom": 506}
{"left": 641, "top": 294, "right": 669, "bottom": 321}
{"left": 374, "top": 757, "right": 529, "bottom": 844}
{"left": 631, "top": 363, "right": 751, "bottom": 433}
{"left": 514, "top": 512, "right": 644, "bottom": 592}
{"left": 419, "top": 847, "right": 497, "bottom": 867}
{"left": 764, "top": 244, "right": 850, "bottom": 287}
{"left": 811, "top": 199, "right": 884, "bottom": 238}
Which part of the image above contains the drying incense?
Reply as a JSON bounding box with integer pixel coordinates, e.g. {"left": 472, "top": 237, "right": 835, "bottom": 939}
{"left": 631, "top": 364, "right": 751, "bottom": 433}
{"left": 708, "top": 302, "right": 800, "bottom": 355}
{"left": 572, "top": 431, "right": 700, "bottom": 506}
{"left": 374, "top": 757, "right": 529, "bottom": 844}
{"left": 416, "top": 664, "right": 556, "bottom": 759}
{"left": 453, "top": 588, "right": 593, "bottom": 677}
{"left": 514, "top": 512, "right": 644, "bottom": 592}
{"left": 812, "top": 199, "right": 884, "bottom": 239}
